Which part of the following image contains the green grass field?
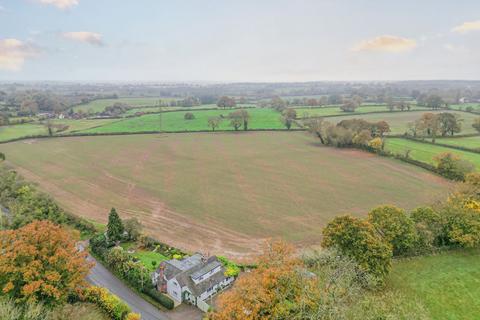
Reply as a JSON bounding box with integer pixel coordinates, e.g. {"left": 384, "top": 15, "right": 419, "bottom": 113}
{"left": 1, "top": 132, "right": 451, "bottom": 258}
{"left": 295, "top": 105, "right": 428, "bottom": 118}
{"left": 449, "top": 103, "right": 480, "bottom": 111}
{"left": 0, "top": 123, "right": 48, "bottom": 142}
{"left": 325, "top": 110, "right": 479, "bottom": 135}
{"left": 385, "top": 138, "right": 480, "bottom": 169}
{"left": 80, "top": 108, "right": 287, "bottom": 133}
{"left": 430, "top": 136, "right": 480, "bottom": 150}
{"left": 0, "top": 119, "right": 120, "bottom": 142}
{"left": 388, "top": 249, "right": 480, "bottom": 320}
{"left": 72, "top": 97, "right": 167, "bottom": 113}
{"left": 122, "top": 104, "right": 256, "bottom": 116}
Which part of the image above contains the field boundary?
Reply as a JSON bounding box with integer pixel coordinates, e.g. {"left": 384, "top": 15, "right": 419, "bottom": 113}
{"left": 399, "top": 135, "right": 480, "bottom": 154}
{"left": 297, "top": 108, "right": 437, "bottom": 120}
{"left": 0, "top": 128, "right": 307, "bottom": 144}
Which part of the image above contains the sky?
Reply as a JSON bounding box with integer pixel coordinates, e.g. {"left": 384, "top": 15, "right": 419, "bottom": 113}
{"left": 0, "top": 0, "right": 479, "bottom": 82}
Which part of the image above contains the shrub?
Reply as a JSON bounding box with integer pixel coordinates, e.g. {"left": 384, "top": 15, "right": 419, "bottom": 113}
{"left": 322, "top": 215, "right": 392, "bottom": 280}
{"left": 184, "top": 112, "right": 195, "bottom": 120}
{"left": 368, "top": 205, "right": 417, "bottom": 256}
{"left": 103, "top": 247, "right": 151, "bottom": 292}
{"left": 218, "top": 256, "right": 240, "bottom": 277}
{"left": 144, "top": 288, "right": 174, "bottom": 310}
{"left": 368, "top": 137, "right": 383, "bottom": 151}
{"left": 125, "top": 313, "right": 141, "bottom": 320}
{"left": 83, "top": 286, "right": 131, "bottom": 320}
{"left": 441, "top": 204, "right": 480, "bottom": 248}
{"left": 410, "top": 206, "right": 443, "bottom": 250}
{"left": 434, "top": 152, "right": 475, "bottom": 181}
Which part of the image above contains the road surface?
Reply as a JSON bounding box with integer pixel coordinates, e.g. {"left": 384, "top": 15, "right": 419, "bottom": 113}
{"left": 82, "top": 245, "right": 202, "bottom": 320}
{"left": 86, "top": 254, "right": 170, "bottom": 320}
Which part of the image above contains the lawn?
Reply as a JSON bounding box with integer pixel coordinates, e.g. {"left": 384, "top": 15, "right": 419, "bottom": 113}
{"left": 80, "top": 108, "right": 287, "bottom": 133}
{"left": 72, "top": 97, "right": 167, "bottom": 113}
{"left": 385, "top": 138, "right": 480, "bottom": 169}
{"left": 295, "top": 105, "right": 428, "bottom": 118}
{"left": 430, "top": 136, "right": 480, "bottom": 150}
{"left": 1, "top": 132, "right": 452, "bottom": 258}
{"left": 388, "top": 249, "right": 480, "bottom": 320}
{"left": 120, "top": 242, "right": 168, "bottom": 271}
{"left": 325, "top": 110, "right": 479, "bottom": 135}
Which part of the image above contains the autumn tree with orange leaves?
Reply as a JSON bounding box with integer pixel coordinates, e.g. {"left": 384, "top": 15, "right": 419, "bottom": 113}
{"left": 208, "top": 241, "right": 320, "bottom": 320}
{"left": 0, "top": 220, "right": 93, "bottom": 305}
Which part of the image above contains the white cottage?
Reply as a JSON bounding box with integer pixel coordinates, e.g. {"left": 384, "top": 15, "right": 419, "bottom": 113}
{"left": 152, "top": 253, "right": 234, "bottom": 312}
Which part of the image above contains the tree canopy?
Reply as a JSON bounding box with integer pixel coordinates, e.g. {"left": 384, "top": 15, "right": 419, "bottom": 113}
{"left": 0, "top": 220, "right": 92, "bottom": 305}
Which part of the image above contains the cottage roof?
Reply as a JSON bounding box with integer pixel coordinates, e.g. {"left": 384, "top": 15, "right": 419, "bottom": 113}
{"left": 157, "top": 254, "right": 229, "bottom": 297}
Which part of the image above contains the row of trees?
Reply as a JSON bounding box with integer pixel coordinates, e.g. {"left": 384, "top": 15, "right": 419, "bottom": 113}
{"left": 306, "top": 118, "right": 390, "bottom": 148}
{"left": 407, "top": 112, "right": 463, "bottom": 140}
{"left": 207, "top": 109, "right": 250, "bottom": 131}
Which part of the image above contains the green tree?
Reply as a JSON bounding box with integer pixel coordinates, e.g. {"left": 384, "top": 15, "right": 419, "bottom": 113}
{"left": 124, "top": 218, "right": 142, "bottom": 241}
{"left": 281, "top": 108, "right": 296, "bottom": 130}
{"left": 207, "top": 117, "right": 221, "bottom": 131}
{"left": 107, "top": 208, "right": 124, "bottom": 243}
{"left": 410, "top": 207, "right": 443, "bottom": 249}
{"left": 238, "top": 109, "right": 250, "bottom": 131}
{"left": 425, "top": 94, "right": 444, "bottom": 110}
{"left": 437, "top": 113, "right": 462, "bottom": 136}
{"left": 368, "top": 205, "right": 416, "bottom": 256}
{"left": 228, "top": 111, "right": 243, "bottom": 131}
{"left": 322, "top": 215, "right": 392, "bottom": 279}
{"left": 442, "top": 204, "right": 480, "bottom": 248}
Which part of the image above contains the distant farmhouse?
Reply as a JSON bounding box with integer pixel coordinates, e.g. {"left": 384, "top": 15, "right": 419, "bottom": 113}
{"left": 152, "top": 253, "right": 234, "bottom": 312}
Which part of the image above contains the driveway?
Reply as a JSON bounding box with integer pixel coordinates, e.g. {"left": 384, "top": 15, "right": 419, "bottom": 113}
{"left": 84, "top": 247, "right": 202, "bottom": 320}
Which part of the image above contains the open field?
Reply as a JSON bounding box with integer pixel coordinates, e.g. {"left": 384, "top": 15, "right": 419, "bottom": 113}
{"left": 325, "top": 110, "right": 479, "bottom": 134}
{"left": 80, "top": 108, "right": 287, "bottom": 133}
{"left": 295, "top": 105, "right": 428, "bottom": 118}
{"left": 388, "top": 249, "right": 480, "bottom": 320}
{"left": 0, "top": 123, "right": 48, "bottom": 142}
{"left": 449, "top": 103, "right": 480, "bottom": 111}
{"left": 122, "top": 104, "right": 256, "bottom": 116}
{"left": 385, "top": 138, "right": 480, "bottom": 169}
{"left": 72, "top": 97, "right": 170, "bottom": 113}
{"left": 0, "top": 119, "right": 120, "bottom": 142}
{"left": 429, "top": 136, "right": 480, "bottom": 150}
{"left": 51, "top": 118, "right": 120, "bottom": 132}
{"left": 1, "top": 132, "right": 452, "bottom": 258}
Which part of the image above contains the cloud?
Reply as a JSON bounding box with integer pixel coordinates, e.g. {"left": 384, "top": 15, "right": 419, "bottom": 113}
{"left": 0, "top": 38, "right": 39, "bottom": 71}
{"left": 452, "top": 20, "right": 480, "bottom": 33}
{"left": 443, "top": 44, "right": 469, "bottom": 54}
{"left": 352, "top": 35, "right": 417, "bottom": 53}
{"left": 61, "top": 32, "right": 104, "bottom": 46}
{"left": 34, "top": 0, "right": 78, "bottom": 9}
